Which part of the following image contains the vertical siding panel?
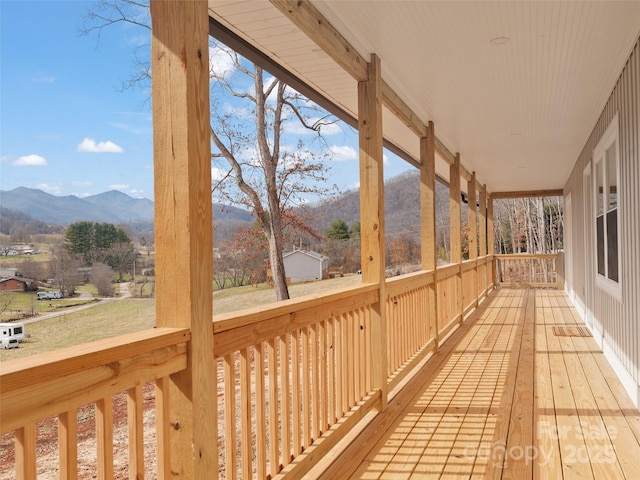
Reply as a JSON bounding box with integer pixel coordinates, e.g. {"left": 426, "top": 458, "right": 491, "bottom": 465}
{"left": 566, "top": 38, "right": 640, "bottom": 402}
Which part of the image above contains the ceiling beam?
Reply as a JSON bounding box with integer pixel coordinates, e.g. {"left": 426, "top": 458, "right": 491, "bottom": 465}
{"left": 271, "top": 0, "right": 482, "bottom": 182}
{"left": 491, "top": 189, "right": 564, "bottom": 199}
{"left": 270, "top": 0, "right": 485, "bottom": 189}
{"left": 381, "top": 81, "right": 427, "bottom": 138}
{"left": 270, "top": 0, "right": 368, "bottom": 81}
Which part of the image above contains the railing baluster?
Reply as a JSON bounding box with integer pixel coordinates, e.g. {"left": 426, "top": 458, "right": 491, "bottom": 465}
{"left": 267, "top": 338, "right": 279, "bottom": 475}
{"left": 254, "top": 342, "right": 267, "bottom": 479}
{"left": 301, "top": 327, "right": 311, "bottom": 449}
{"left": 280, "top": 334, "right": 291, "bottom": 467}
{"left": 327, "top": 318, "right": 336, "bottom": 426}
{"left": 240, "top": 347, "right": 252, "bottom": 479}
{"left": 319, "top": 321, "right": 328, "bottom": 433}
{"left": 291, "top": 329, "right": 301, "bottom": 456}
{"left": 310, "top": 324, "right": 319, "bottom": 440}
{"left": 127, "top": 385, "right": 144, "bottom": 480}
{"left": 96, "top": 397, "right": 114, "bottom": 480}
{"left": 223, "top": 353, "right": 236, "bottom": 479}
{"left": 58, "top": 410, "right": 77, "bottom": 479}
{"left": 15, "top": 422, "right": 36, "bottom": 480}
{"left": 353, "top": 310, "right": 361, "bottom": 402}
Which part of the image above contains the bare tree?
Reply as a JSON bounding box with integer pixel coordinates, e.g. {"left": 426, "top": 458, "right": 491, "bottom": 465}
{"left": 209, "top": 52, "right": 336, "bottom": 300}
{"left": 49, "top": 244, "right": 83, "bottom": 296}
{"left": 90, "top": 262, "right": 115, "bottom": 297}
{"left": 83, "top": 0, "right": 337, "bottom": 301}
{"left": 0, "top": 291, "right": 17, "bottom": 316}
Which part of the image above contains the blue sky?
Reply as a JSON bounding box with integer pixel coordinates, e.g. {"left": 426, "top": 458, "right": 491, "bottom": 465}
{"left": 1, "top": 1, "right": 411, "bottom": 203}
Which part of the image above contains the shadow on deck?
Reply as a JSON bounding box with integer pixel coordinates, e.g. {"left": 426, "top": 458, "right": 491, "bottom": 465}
{"left": 318, "top": 289, "right": 640, "bottom": 479}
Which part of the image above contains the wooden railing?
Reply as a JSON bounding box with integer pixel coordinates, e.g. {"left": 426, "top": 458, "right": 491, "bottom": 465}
{"left": 0, "top": 328, "right": 189, "bottom": 479}
{"left": 0, "top": 256, "right": 498, "bottom": 479}
{"left": 212, "top": 283, "right": 379, "bottom": 479}
{"left": 494, "top": 253, "right": 562, "bottom": 289}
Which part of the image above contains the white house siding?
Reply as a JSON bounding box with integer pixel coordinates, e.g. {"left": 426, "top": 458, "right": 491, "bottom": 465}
{"left": 564, "top": 37, "right": 640, "bottom": 406}
{"left": 283, "top": 251, "right": 328, "bottom": 283}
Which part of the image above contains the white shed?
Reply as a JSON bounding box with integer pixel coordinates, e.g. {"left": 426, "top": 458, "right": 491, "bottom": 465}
{"left": 283, "top": 249, "right": 329, "bottom": 283}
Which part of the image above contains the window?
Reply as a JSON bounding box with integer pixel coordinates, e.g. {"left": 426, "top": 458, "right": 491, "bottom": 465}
{"left": 593, "top": 115, "right": 621, "bottom": 300}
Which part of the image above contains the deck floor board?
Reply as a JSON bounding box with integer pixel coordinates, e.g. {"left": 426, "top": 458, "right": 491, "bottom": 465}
{"left": 317, "top": 289, "right": 640, "bottom": 479}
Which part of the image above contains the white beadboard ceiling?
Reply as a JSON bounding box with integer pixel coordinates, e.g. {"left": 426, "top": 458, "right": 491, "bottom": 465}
{"left": 209, "top": 0, "right": 640, "bottom": 193}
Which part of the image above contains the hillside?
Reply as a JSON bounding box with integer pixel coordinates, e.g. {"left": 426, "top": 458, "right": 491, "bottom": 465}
{"left": 0, "top": 187, "right": 256, "bottom": 242}
{"left": 305, "top": 170, "right": 456, "bottom": 238}
{"left": 1, "top": 171, "right": 468, "bottom": 244}
{"left": 0, "top": 187, "right": 153, "bottom": 225}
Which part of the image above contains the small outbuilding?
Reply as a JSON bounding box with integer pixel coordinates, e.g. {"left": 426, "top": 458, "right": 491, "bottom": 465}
{"left": 283, "top": 249, "right": 329, "bottom": 283}
{"left": 0, "top": 277, "right": 34, "bottom": 292}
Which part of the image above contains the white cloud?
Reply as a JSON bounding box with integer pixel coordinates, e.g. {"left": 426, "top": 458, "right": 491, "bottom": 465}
{"left": 14, "top": 154, "right": 47, "bottom": 166}
{"left": 72, "top": 181, "right": 93, "bottom": 187}
{"left": 129, "top": 189, "right": 146, "bottom": 198}
{"left": 36, "top": 183, "right": 62, "bottom": 195}
{"left": 329, "top": 145, "right": 357, "bottom": 162}
{"left": 212, "top": 167, "right": 228, "bottom": 182}
{"left": 77, "top": 138, "right": 124, "bottom": 153}
{"left": 209, "top": 44, "right": 236, "bottom": 79}
{"left": 33, "top": 76, "right": 55, "bottom": 83}
{"left": 108, "top": 184, "right": 130, "bottom": 191}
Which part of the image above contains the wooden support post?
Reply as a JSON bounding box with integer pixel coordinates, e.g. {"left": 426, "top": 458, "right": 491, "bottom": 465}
{"left": 479, "top": 186, "right": 487, "bottom": 257}
{"left": 421, "top": 121, "right": 439, "bottom": 349}
{"left": 468, "top": 172, "right": 478, "bottom": 306}
{"left": 467, "top": 173, "right": 478, "bottom": 261}
{"left": 479, "top": 185, "right": 487, "bottom": 294}
{"left": 359, "top": 53, "right": 387, "bottom": 410}
{"left": 150, "top": 0, "right": 216, "bottom": 477}
{"left": 450, "top": 154, "right": 463, "bottom": 323}
{"left": 488, "top": 194, "right": 495, "bottom": 286}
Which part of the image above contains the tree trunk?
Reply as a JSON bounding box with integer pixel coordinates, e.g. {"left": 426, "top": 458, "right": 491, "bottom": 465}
{"left": 268, "top": 227, "right": 289, "bottom": 301}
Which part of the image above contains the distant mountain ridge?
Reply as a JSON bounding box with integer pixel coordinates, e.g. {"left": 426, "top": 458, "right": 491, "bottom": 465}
{"left": 0, "top": 187, "right": 154, "bottom": 225}
{"left": 0, "top": 187, "right": 256, "bottom": 240}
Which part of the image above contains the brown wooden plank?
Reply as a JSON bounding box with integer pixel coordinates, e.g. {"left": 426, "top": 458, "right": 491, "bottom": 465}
{"left": 533, "top": 304, "right": 562, "bottom": 478}
{"left": 545, "top": 302, "right": 594, "bottom": 479}
{"left": 501, "top": 290, "right": 534, "bottom": 480}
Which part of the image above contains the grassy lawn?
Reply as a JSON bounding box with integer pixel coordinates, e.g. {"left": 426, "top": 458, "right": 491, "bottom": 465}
{"left": 0, "top": 299, "right": 155, "bottom": 361}
{"left": 0, "top": 275, "right": 362, "bottom": 362}
{"left": 0, "top": 291, "right": 96, "bottom": 322}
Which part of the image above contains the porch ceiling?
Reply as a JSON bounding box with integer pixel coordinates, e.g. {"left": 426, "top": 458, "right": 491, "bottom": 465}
{"left": 208, "top": 0, "right": 640, "bottom": 193}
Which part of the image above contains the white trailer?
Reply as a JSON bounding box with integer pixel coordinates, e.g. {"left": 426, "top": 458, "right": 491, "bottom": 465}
{"left": 0, "top": 322, "right": 25, "bottom": 349}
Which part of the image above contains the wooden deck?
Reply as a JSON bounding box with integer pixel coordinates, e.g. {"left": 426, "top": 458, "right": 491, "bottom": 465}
{"left": 317, "top": 289, "right": 640, "bottom": 479}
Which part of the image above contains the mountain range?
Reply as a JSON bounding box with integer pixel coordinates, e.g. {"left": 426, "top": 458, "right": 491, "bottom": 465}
{"left": 1, "top": 172, "right": 455, "bottom": 241}
{"left": 1, "top": 187, "right": 155, "bottom": 225}
{"left": 0, "top": 187, "right": 256, "bottom": 240}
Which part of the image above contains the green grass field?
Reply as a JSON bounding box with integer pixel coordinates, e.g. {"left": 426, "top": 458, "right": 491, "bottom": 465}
{"left": 0, "top": 275, "right": 361, "bottom": 362}
{"left": 0, "top": 299, "right": 155, "bottom": 361}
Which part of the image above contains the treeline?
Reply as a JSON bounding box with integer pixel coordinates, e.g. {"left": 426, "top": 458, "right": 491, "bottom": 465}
{"left": 493, "top": 197, "right": 563, "bottom": 254}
